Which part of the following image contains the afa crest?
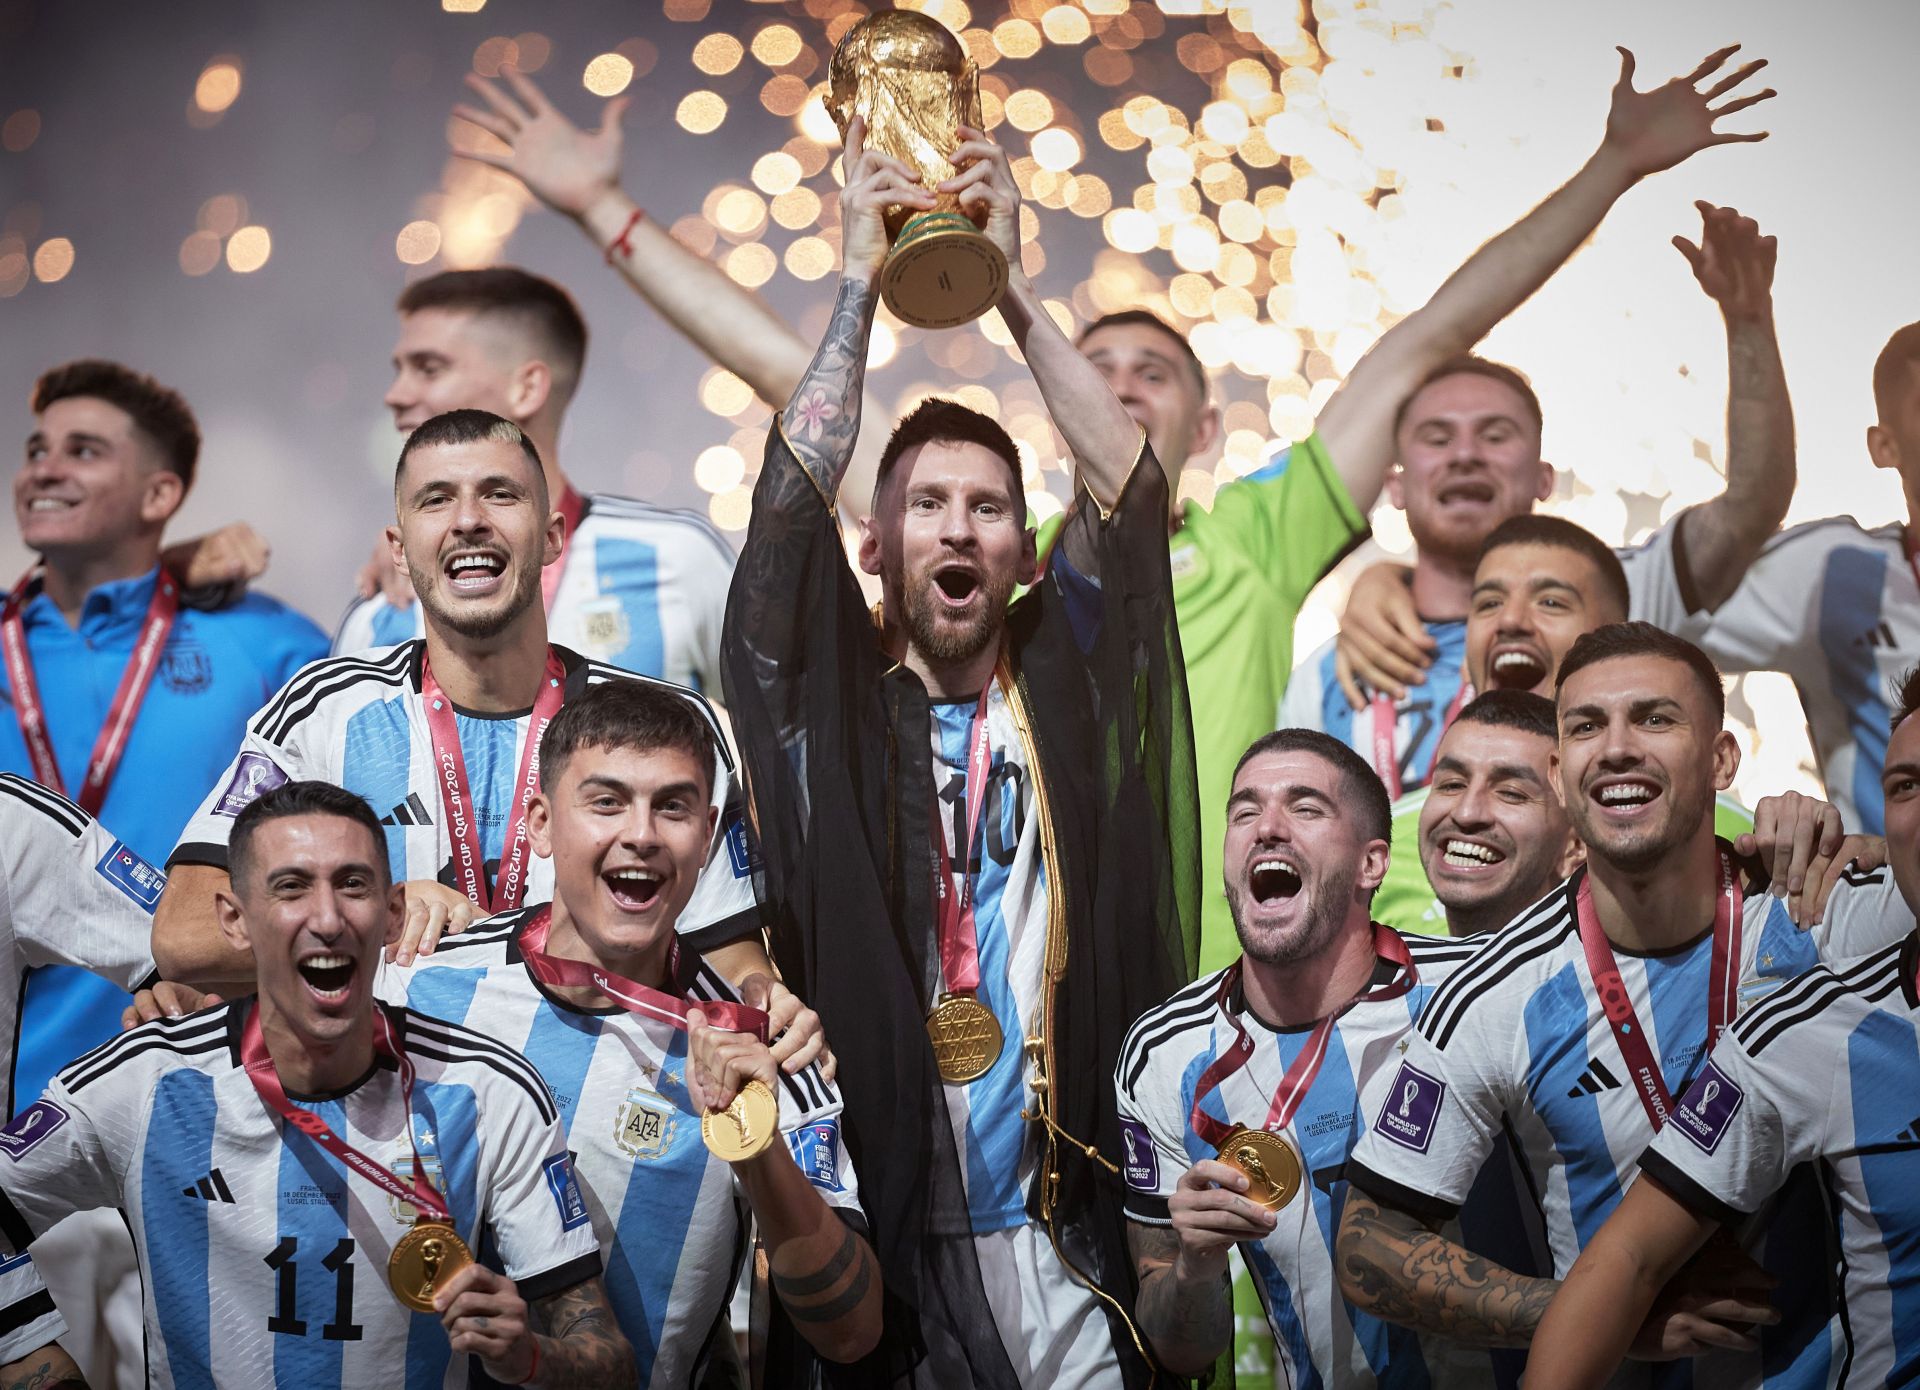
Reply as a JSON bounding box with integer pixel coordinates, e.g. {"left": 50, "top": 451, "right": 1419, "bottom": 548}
{"left": 388, "top": 1129, "right": 443, "bottom": 1224}
{"left": 160, "top": 644, "right": 212, "bottom": 695}
{"left": 615, "top": 1085, "right": 677, "bottom": 1160}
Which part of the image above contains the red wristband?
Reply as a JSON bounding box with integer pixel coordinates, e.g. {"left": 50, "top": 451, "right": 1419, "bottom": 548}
{"left": 513, "top": 1334, "right": 540, "bottom": 1386}
{"left": 604, "top": 207, "right": 646, "bottom": 264}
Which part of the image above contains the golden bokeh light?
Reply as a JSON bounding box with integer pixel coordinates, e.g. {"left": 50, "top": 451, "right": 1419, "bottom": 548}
{"left": 751, "top": 151, "right": 802, "bottom": 196}
{"left": 761, "top": 75, "right": 812, "bottom": 117}
{"left": 0, "top": 246, "right": 26, "bottom": 299}
{"left": 692, "top": 34, "right": 743, "bottom": 75}
{"left": 770, "top": 186, "right": 822, "bottom": 229}
{"left": 472, "top": 37, "right": 516, "bottom": 76}
{"left": 32, "top": 237, "right": 74, "bottom": 283}
{"left": 225, "top": 225, "right": 271, "bottom": 273}
{"left": 583, "top": 53, "right": 636, "bottom": 97}
{"left": 785, "top": 236, "right": 835, "bottom": 280}
{"left": 700, "top": 370, "right": 755, "bottom": 417}
{"left": 694, "top": 445, "right": 747, "bottom": 494}
{"left": 714, "top": 188, "right": 767, "bottom": 238}
{"left": 194, "top": 60, "right": 242, "bottom": 115}
{"left": 992, "top": 18, "right": 1042, "bottom": 59}
{"left": 395, "top": 220, "right": 443, "bottom": 265}
{"left": 750, "top": 24, "right": 803, "bottom": 67}
{"left": 2, "top": 109, "right": 39, "bottom": 153}
{"left": 178, "top": 230, "right": 222, "bottom": 276}
{"left": 441, "top": 0, "right": 484, "bottom": 9}
{"left": 709, "top": 486, "right": 752, "bottom": 533}
{"left": 197, "top": 194, "right": 248, "bottom": 237}
{"left": 1003, "top": 90, "right": 1054, "bottom": 133}
{"left": 1030, "top": 128, "right": 1081, "bottom": 172}
{"left": 512, "top": 33, "right": 551, "bottom": 73}
{"left": 677, "top": 91, "right": 728, "bottom": 135}
{"left": 1041, "top": 6, "right": 1091, "bottom": 44}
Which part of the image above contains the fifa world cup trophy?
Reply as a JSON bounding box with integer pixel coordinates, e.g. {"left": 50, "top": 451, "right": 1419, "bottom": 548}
{"left": 827, "top": 10, "right": 1009, "bottom": 329}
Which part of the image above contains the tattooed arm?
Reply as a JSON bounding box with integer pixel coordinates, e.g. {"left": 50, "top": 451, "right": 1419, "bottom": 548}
{"left": 1130, "top": 1158, "right": 1275, "bottom": 1375}
{"left": 1670, "top": 203, "right": 1792, "bottom": 611}
{"left": 437, "top": 1265, "right": 635, "bottom": 1388}
{"left": 0, "top": 1343, "right": 84, "bottom": 1390}
{"left": 1334, "top": 1186, "right": 1557, "bottom": 1348}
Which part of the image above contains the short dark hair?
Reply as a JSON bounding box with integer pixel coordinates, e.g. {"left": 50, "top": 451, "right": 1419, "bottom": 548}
{"left": 1890, "top": 664, "right": 1920, "bottom": 736}
{"left": 1233, "top": 728, "right": 1391, "bottom": 845}
{"left": 540, "top": 680, "right": 717, "bottom": 797}
{"left": 395, "top": 408, "right": 546, "bottom": 501}
{"left": 397, "top": 267, "right": 588, "bottom": 398}
{"left": 33, "top": 359, "right": 200, "bottom": 489}
{"left": 230, "top": 781, "right": 390, "bottom": 892}
{"left": 1394, "top": 354, "right": 1544, "bottom": 439}
{"left": 1076, "top": 309, "right": 1207, "bottom": 397}
{"left": 874, "top": 398, "right": 1024, "bottom": 516}
{"left": 1554, "top": 621, "right": 1725, "bottom": 724}
{"left": 1454, "top": 689, "right": 1559, "bottom": 742}
{"left": 1477, "top": 513, "right": 1631, "bottom": 619}
{"left": 1873, "top": 323, "right": 1920, "bottom": 425}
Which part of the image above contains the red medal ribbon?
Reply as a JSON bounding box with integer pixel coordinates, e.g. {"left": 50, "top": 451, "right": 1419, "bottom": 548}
{"left": 517, "top": 905, "right": 769, "bottom": 1042}
{"left": 1575, "top": 849, "right": 1742, "bottom": 1131}
{"left": 932, "top": 684, "right": 995, "bottom": 996}
{"left": 1369, "top": 680, "right": 1470, "bottom": 800}
{"left": 1, "top": 567, "right": 180, "bottom": 816}
{"left": 420, "top": 647, "right": 567, "bottom": 914}
{"left": 241, "top": 1000, "right": 452, "bottom": 1223}
{"left": 1188, "top": 923, "right": 1417, "bottom": 1147}
{"left": 540, "top": 487, "right": 586, "bottom": 613}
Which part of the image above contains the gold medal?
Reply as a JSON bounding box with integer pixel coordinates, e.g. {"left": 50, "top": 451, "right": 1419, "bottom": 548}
{"left": 388, "top": 1221, "right": 474, "bottom": 1313}
{"left": 702, "top": 1078, "right": 778, "bottom": 1162}
{"left": 1216, "top": 1127, "right": 1303, "bottom": 1211}
{"left": 926, "top": 992, "right": 1004, "bottom": 1083}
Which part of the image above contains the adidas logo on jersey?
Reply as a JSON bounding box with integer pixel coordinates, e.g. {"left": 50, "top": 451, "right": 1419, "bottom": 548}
{"left": 1855, "top": 621, "right": 1899, "bottom": 650}
{"left": 379, "top": 793, "right": 433, "bottom": 828}
{"left": 1566, "top": 1060, "right": 1624, "bottom": 1098}
{"left": 182, "top": 1169, "right": 236, "bottom": 1203}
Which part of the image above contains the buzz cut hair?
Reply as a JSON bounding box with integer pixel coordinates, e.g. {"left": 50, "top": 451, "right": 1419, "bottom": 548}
{"left": 1477, "top": 513, "right": 1631, "bottom": 620}
{"left": 1555, "top": 621, "right": 1725, "bottom": 725}
{"left": 539, "top": 680, "right": 717, "bottom": 799}
{"left": 394, "top": 408, "right": 547, "bottom": 505}
{"left": 1394, "top": 354, "right": 1545, "bottom": 439}
{"left": 1232, "top": 727, "right": 1392, "bottom": 846}
{"left": 1454, "top": 689, "right": 1559, "bottom": 742}
{"left": 32, "top": 359, "right": 201, "bottom": 490}
{"left": 1076, "top": 309, "right": 1208, "bottom": 398}
{"left": 397, "top": 267, "right": 589, "bottom": 400}
{"left": 873, "top": 397, "right": 1025, "bottom": 517}
{"left": 1873, "top": 323, "right": 1920, "bottom": 425}
{"left": 229, "top": 781, "right": 390, "bottom": 893}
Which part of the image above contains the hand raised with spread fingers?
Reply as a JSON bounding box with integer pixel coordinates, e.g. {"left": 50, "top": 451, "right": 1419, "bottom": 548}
{"left": 1602, "top": 45, "right": 1775, "bottom": 180}
{"left": 453, "top": 66, "right": 627, "bottom": 221}
{"left": 1675, "top": 201, "right": 1778, "bottom": 323}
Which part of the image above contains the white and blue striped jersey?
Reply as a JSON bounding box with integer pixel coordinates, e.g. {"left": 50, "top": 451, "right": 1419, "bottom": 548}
{"left": 0, "top": 998, "right": 600, "bottom": 1389}
{"left": 1114, "top": 932, "right": 1488, "bottom": 1387}
{"left": 374, "top": 906, "right": 857, "bottom": 1389}
{"left": 928, "top": 684, "right": 1049, "bottom": 1234}
{"left": 1346, "top": 862, "right": 1915, "bottom": 1389}
{"left": 168, "top": 640, "right": 759, "bottom": 952}
{"left": 1644, "top": 920, "right": 1920, "bottom": 1387}
{"left": 0, "top": 774, "right": 163, "bottom": 1363}
{"left": 1280, "top": 517, "right": 1697, "bottom": 794}
{"left": 1678, "top": 519, "right": 1917, "bottom": 834}
{"left": 334, "top": 493, "right": 736, "bottom": 696}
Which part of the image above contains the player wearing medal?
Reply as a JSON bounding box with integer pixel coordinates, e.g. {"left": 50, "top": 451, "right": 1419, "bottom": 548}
{"left": 376, "top": 680, "right": 880, "bottom": 1384}
{"left": 1334, "top": 623, "right": 1913, "bottom": 1386}
{"left": 1115, "top": 729, "right": 1479, "bottom": 1383}
{"left": 1286, "top": 59, "right": 1789, "bottom": 796}
{"left": 154, "top": 409, "right": 773, "bottom": 999}
{"left": 721, "top": 121, "right": 1196, "bottom": 1386}
{"left": 1524, "top": 663, "right": 1920, "bottom": 1388}
{"left": 0, "top": 780, "right": 632, "bottom": 1388}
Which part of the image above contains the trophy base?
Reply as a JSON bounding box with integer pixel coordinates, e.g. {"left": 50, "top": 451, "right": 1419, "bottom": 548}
{"left": 880, "top": 212, "right": 1009, "bottom": 330}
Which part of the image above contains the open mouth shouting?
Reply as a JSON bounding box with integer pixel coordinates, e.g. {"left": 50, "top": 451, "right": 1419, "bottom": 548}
{"left": 931, "top": 563, "right": 981, "bottom": 612}
{"left": 603, "top": 865, "right": 666, "bottom": 914}
{"left": 443, "top": 548, "right": 508, "bottom": 597}
{"left": 1488, "top": 643, "right": 1550, "bottom": 691}
{"left": 1435, "top": 478, "right": 1496, "bottom": 508}
{"left": 1591, "top": 776, "right": 1663, "bottom": 820}
{"left": 1247, "top": 855, "right": 1304, "bottom": 905}
{"left": 296, "top": 952, "right": 357, "bottom": 1005}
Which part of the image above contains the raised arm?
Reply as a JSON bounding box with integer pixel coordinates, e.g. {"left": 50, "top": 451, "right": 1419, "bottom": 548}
{"left": 1669, "top": 203, "right": 1792, "bottom": 611}
{"left": 452, "top": 67, "right": 811, "bottom": 409}
{"left": 944, "top": 128, "right": 1139, "bottom": 510}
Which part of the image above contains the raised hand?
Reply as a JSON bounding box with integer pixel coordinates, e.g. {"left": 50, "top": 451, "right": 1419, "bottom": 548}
{"left": 1166, "top": 1157, "right": 1277, "bottom": 1276}
{"left": 1674, "top": 201, "right": 1777, "bottom": 323}
{"left": 686, "top": 1004, "right": 780, "bottom": 1119}
{"left": 1602, "top": 45, "right": 1774, "bottom": 180}
{"left": 939, "top": 125, "right": 1022, "bottom": 271}
{"left": 839, "top": 116, "right": 934, "bottom": 282}
{"left": 453, "top": 67, "right": 627, "bottom": 222}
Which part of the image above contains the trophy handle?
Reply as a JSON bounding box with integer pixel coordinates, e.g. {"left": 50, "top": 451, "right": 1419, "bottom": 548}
{"left": 961, "top": 59, "right": 981, "bottom": 131}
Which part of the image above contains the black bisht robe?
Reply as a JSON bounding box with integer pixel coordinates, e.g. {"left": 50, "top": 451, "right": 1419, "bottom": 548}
{"left": 722, "top": 422, "right": 1200, "bottom": 1387}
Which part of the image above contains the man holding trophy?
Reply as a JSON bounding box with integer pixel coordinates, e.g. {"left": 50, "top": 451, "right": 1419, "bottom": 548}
{"left": 721, "top": 13, "right": 1198, "bottom": 1386}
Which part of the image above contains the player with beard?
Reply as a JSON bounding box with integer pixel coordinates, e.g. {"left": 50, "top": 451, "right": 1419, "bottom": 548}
{"left": 1525, "top": 664, "right": 1920, "bottom": 1388}
{"left": 720, "top": 120, "right": 1196, "bottom": 1387}
{"left": 1335, "top": 624, "right": 1913, "bottom": 1387}
{"left": 1114, "top": 730, "right": 1483, "bottom": 1384}
{"left": 153, "top": 412, "right": 787, "bottom": 1025}
{"left": 1291, "top": 82, "right": 1790, "bottom": 797}
{"left": 1372, "top": 519, "right": 1752, "bottom": 933}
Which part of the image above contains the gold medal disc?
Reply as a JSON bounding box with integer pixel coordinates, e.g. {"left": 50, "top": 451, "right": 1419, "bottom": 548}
{"left": 1217, "top": 1127, "right": 1303, "bottom": 1211}
{"left": 926, "top": 992, "right": 1004, "bottom": 1084}
{"left": 702, "top": 1079, "right": 779, "bottom": 1162}
{"left": 388, "top": 1221, "right": 474, "bottom": 1313}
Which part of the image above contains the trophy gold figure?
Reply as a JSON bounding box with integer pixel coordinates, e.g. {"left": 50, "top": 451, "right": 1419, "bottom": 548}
{"left": 827, "top": 10, "right": 1009, "bottom": 329}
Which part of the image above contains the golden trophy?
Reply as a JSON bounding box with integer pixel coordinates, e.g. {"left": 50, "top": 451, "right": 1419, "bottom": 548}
{"left": 828, "top": 10, "right": 1009, "bottom": 330}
